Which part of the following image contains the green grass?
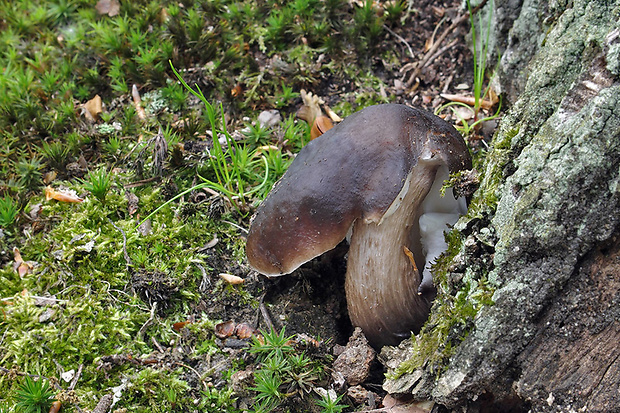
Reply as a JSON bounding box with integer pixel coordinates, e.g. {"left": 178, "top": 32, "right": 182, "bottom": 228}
{"left": 435, "top": 0, "right": 501, "bottom": 136}
{"left": 316, "top": 392, "right": 349, "bottom": 413}
{"left": 80, "top": 167, "right": 112, "bottom": 203}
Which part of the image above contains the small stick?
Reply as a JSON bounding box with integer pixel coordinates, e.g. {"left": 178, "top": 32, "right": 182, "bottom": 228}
{"left": 259, "top": 295, "right": 276, "bottom": 331}
{"left": 1, "top": 296, "right": 67, "bottom": 303}
{"left": 132, "top": 84, "right": 147, "bottom": 121}
{"left": 402, "top": 246, "right": 419, "bottom": 274}
{"left": 223, "top": 220, "right": 249, "bottom": 234}
{"left": 151, "top": 336, "right": 166, "bottom": 353}
{"left": 69, "top": 364, "right": 83, "bottom": 391}
{"left": 137, "top": 302, "right": 157, "bottom": 339}
{"left": 174, "top": 362, "right": 208, "bottom": 390}
{"left": 426, "top": 38, "right": 459, "bottom": 69}
{"left": 123, "top": 176, "right": 161, "bottom": 189}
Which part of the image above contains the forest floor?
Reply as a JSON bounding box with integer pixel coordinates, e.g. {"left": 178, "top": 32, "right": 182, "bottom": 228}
{"left": 0, "top": 0, "right": 499, "bottom": 411}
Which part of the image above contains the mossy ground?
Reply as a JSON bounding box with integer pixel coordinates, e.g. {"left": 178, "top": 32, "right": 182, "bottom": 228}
{"left": 0, "top": 0, "right": 491, "bottom": 411}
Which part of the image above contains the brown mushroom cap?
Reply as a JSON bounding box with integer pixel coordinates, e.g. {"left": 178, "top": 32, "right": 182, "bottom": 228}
{"left": 246, "top": 104, "right": 470, "bottom": 276}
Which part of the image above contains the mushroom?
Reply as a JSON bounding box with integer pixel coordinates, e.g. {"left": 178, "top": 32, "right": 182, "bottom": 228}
{"left": 246, "top": 104, "right": 471, "bottom": 348}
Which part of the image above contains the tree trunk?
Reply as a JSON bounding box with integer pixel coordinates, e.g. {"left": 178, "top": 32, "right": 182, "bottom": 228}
{"left": 382, "top": 0, "right": 620, "bottom": 411}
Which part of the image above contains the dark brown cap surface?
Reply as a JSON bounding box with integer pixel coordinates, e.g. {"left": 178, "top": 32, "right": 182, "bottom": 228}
{"left": 246, "top": 104, "right": 470, "bottom": 275}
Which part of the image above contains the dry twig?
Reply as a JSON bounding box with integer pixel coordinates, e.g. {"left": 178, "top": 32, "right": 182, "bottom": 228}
{"left": 109, "top": 218, "right": 133, "bottom": 268}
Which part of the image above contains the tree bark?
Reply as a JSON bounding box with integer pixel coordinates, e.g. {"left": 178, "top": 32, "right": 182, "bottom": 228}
{"left": 382, "top": 0, "right": 620, "bottom": 411}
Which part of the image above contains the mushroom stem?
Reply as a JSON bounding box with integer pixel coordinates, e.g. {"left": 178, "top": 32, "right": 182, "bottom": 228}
{"left": 345, "top": 163, "right": 438, "bottom": 348}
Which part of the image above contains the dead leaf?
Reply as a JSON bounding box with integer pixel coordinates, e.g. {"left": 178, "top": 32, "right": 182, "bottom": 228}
{"left": 431, "top": 6, "right": 445, "bottom": 18}
{"left": 231, "top": 83, "right": 243, "bottom": 97}
{"left": 83, "top": 95, "right": 102, "bottom": 121}
{"left": 323, "top": 104, "right": 342, "bottom": 122}
{"left": 96, "top": 0, "right": 120, "bottom": 16}
{"left": 215, "top": 320, "right": 236, "bottom": 339}
{"left": 49, "top": 401, "right": 62, "bottom": 413}
{"left": 440, "top": 93, "right": 497, "bottom": 111}
{"left": 402, "top": 246, "right": 419, "bottom": 274}
{"left": 219, "top": 273, "right": 244, "bottom": 285}
{"left": 257, "top": 109, "right": 282, "bottom": 128}
{"left": 43, "top": 171, "right": 57, "bottom": 184}
{"left": 137, "top": 218, "right": 152, "bottom": 236}
{"left": 234, "top": 322, "right": 257, "bottom": 339}
{"left": 197, "top": 236, "right": 219, "bottom": 252}
{"left": 453, "top": 105, "right": 475, "bottom": 123}
{"left": 380, "top": 395, "right": 433, "bottom": 413}
{"left": 125, "top": 191, "right": 139, "bottom": 216}
{"left": 172, "top": 320, "right": 192, "bottom": 332}
{"left": 78, "top": 154, "right": 88, "bottom": 169}
{"left": 423, "top": 37, "right": 433, "bottom": 53}
{"left": 45, "top": 186, "right": 84, "bottom": 203}
{"left": 13, "top": 247, "right": 33, "bottom": 278}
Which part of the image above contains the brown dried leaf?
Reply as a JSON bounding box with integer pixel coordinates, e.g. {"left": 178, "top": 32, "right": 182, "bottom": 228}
{"left": 172, "top": 321, "right": 192, "bottom": 332}
{"left": 234, "top": 322, "right": 257, "bottom": 339}
{"left": 45, "top": 186, "right": 84, "bottom": 203}
{"left": 132, "top": 84, "right": 147, "bottom": 121}
{"left": 440, "top": 93, "right": 497, "bottom": 111}
{"left": 323, "top": 105, "right": 342, "bottom": 123}
{"left": 125, "top": 191, "right": 139, "bottom": 216}
{"left": 83, "top": 95, "right": 102, "bottom": 121}
{"left": 231, "top": 83, "right": 243, "bottom": 97}
{"left": 13, "top": 247, "right": 33, "bottom": 278}
{"left": 43, "top": 171, "right": 57, "bottom": 185}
